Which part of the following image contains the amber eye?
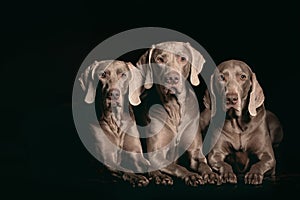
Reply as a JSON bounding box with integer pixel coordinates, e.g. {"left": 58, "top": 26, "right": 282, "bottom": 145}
{"left": 219, "top": 74, "right": 225, "bottom": 81}
{"left": 156, "top": 56, "right": 164, "bottom": 63}
{"left": 240, "top": 74, "right": 247, "bottom": 80}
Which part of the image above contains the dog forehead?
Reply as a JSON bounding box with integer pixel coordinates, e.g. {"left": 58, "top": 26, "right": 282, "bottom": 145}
{"left": 95, "top": 60, "right": 127, "bottom": 72}
{"left": 154, "top": 42, "right": 189, "bottom": 57}
{"left": 217, "top": 60, "right": 252, "bottom": 75}
{"left": 109, "top": 61, "right": 128, "bottom": 71}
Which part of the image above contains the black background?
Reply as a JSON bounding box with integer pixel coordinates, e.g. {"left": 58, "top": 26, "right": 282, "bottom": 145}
{"left": 1, "top": 1, "right": 299, "bottom": 199}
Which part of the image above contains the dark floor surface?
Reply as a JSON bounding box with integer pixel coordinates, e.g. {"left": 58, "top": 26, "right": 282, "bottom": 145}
{"left": 3, "top": 173, "right": 300, "bottom": 199}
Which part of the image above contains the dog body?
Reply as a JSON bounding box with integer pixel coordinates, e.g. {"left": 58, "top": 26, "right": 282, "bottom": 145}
{"left": 79, "top": 60, "right": 149, "bottom": 187}
{"left": 136, "top": 42, "right": 218, "bottom": 186}
{"left": 205, "top": 59, "right": 283, "bottom": 185}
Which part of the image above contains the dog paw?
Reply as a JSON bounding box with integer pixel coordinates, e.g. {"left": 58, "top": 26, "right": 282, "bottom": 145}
{"left": 220, "top": 171, "right": 237, "bottom": 184}
{"left": 183, "top": 172, "right": 204, "bottom": 187}
{"left": 123, "top": 173, "right": 149, "bottom": 187}
{"left": 244, "top": 171, "right": 263, "bottom": 185}
{"left": 197, "top": 162, "right": 221, "bottom": 185}
{"left": 152, "top": 173, "right": 173, "bottom": 186}
{"left": 202, "top": 171, "right": 222, "bottom": 185}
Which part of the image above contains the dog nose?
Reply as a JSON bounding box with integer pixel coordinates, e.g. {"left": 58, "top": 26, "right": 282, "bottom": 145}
{"left": 165, "top": 71, "right": 180, "bottom": 84}
{"left": 108, "top": 89, "right": 120, "bottom": 100}
{"left": 226, "top": 93, "right": 238, "bottom": 105}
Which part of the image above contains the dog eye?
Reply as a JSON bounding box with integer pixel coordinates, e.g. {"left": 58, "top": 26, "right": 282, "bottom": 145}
{"left": 219, "top": 74, "right": 225, "bottom": 81}
{"left": 156, "top": 56, "right": 164, "bottom": 63}
{"left": 121, "top": 73, "right": 127, "bottom": 78}
{"left": 100, "top": 72, "right": 107, "bottom": 78}
{"left": 240, "top": 74, "right": 247, "bottom": 80}
{"left": 180, "top": 56, "right": 186, "bottom": 62}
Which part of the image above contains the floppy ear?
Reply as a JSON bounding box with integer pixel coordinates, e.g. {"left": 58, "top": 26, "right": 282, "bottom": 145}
{"left": 136, "top": 46, "right": 154, "bottom": 90}
{"left": 202, "top": 74, "right": 216, "bottom": 117}
{"left": 203, "top": 89, "right": 211, "bottom": 109}
{"left": 127, "top": 62, "right": 143, "bottom": 106}
{"left": 209, "top": 73, "right": 217, "bottom": 117}
{"left": 185, "top": 42, "right": 206, "bottom": 86}
{"left": 248, "top": 73, "right": 265, "bottom": 116}
{"left": 78, "top": 60, "right": 112, "bottom": 104}
{"left": 78, "top": 60, "right": 100, "bottom": 104}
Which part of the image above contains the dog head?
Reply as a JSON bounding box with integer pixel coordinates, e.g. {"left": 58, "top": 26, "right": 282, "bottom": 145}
{"left": 205, "top": 59, "right": 264, "bottom": 118}
{"left": 79, "top": 60, "right": 141, "bottom": 108}
{"left": 136, "top": 41, "right": 205, "bottom": 96}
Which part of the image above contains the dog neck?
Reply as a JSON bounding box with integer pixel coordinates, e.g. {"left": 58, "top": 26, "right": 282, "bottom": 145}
{"left": 157, "top": 84, "right": 187, "bottom": 126}
{"left": 100, "top": 98, "right": 133, "bottom": 134}
{"left": 221, "top": 105, "right": 265, "bottom": 134}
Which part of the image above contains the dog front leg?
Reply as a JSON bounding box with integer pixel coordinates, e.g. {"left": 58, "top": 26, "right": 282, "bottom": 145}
{"left": 208, "top": 151, "right": 237, "bottom": 184}
{"left": 244, "top": 150, "right": 275, "bottom": 185}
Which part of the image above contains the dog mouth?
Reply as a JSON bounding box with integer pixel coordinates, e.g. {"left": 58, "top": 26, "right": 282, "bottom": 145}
{"left": 223, "top": 98, "right": 241, "bottom": 117}
{"left": 225, "top": 105, "right": 241, "bottom": 117}
{"left": 162, "top": 85, "right": 182, "bottom": 95}
{"left": 163, "top": 87, "right": 178, "bottom": 94}
{"left": 106, "top": 99, "right": 121, "bottom": 108}
{"left": 225, "top": 103, "right": 239, "bottom": 110}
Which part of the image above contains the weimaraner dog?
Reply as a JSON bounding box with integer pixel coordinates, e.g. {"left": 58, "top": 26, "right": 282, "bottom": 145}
{"left": 202, "top": 59, "right": 283, "bottom": 185}
{"left": 79, "top": 60, "right": 150, "bottom": 187}
{"left": 135, "top": 41, "right": 219, "bottom": 186}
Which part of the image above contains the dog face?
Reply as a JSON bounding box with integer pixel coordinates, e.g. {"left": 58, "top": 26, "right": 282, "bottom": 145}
{"left": 208, "top": 60, "right": 265, "bottom": 117}
{"left": 136, "top": 41, "right": 206, "bottom": 96}
{"left": 214, "top": 60, "right": 252, "bottom": 117}
{"left": 79, "top": 60, "right": 141, "bottom": 107}
{"left": 151, "top": 47, "right": 191, "bottom": 95}
{"left": 95, "top": 61, "right": 132, "bottom": 109}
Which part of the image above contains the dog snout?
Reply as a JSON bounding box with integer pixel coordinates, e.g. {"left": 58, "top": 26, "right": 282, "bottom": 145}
{"left": 107, "top": 89, "right": 120, "bottom": 100}
{"left": 226, "top": 93, "right": 238, "bottom": 105}
{"left": 165, "top": 71, "right": 180, "bottom": 85}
